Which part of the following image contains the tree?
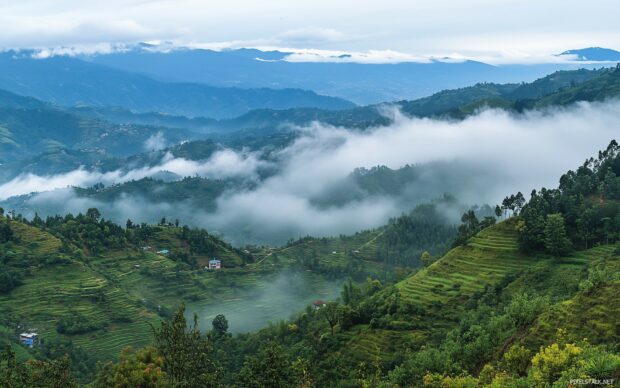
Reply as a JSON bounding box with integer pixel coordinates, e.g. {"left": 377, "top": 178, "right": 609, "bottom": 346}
{"left": 543, "top": 213, "right": 572, "bottom": 256}
{"left": 529, "top": 342, "right": 582, "bottom": 385}
{"left": 453, "top": 210, "right": 480, "bottom": 247}
{"left": 341, "top": 278, "right": 361, "bottom": 306}
{"left": 86, "top": 208, "right": 101, "bottom": 223}
{"left": 420, "top": 251, "right": 432, "bottom": 267}
{"left": 211, "top": 314, "right": 229, "bottom": 337}
{"left": 502, "top": 345, "right": 532, "bottom": 377}
{"left": 0, "top": 345, "right": 77, "bottom": 387}
{"left": 494, "top": 205, "right": 502, "bottom": 218}
{"left": 126, "top": 219, "right": 133, "bottom": 229}
{"left": 237, "top": 342, "right": 297, "bottom": 388}
{"left": 0, "top": 222, "right": 13, "bottom": 243}
{"left": 93, "top": 347, "right": 167, "bottom": 388}
{"left": 152, "top": 305, "right": 220, "bottom": 387}
{"left": 320, "top": 301, "right": 340, "bottom": 335}
{"left": 504, "top": 293, "right": 549, "bottom": 329}
{"left": 502, "top": 196, "right": 514, "bottom": 217}
{"left": 514, "top": 192, "right": 526, "bottom": 214}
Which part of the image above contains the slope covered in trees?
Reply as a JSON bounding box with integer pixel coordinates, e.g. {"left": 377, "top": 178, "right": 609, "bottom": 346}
{"left": 0, "top": 198, "right": 449, "bottom": 383}
{"left": 2, "top": 142, "right": 620, "bottom": 386}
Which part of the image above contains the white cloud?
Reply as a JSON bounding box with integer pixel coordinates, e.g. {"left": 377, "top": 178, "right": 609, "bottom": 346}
{"left": 277, "top": 27, "right": 350, "bottom": 45}
{"left": 0, "top": 150, "right": 267, "bottom": 200}
{"left": 0, "top": 0, "right": 618, "bottom": 61}
{"left": 143, "top": 132, "right": 167, "bottom": 151}
{"left": 6, "top": 100, "right": 620, "bottom": 244}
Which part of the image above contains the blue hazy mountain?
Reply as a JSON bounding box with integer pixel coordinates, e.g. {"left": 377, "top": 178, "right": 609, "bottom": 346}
{"left": 85, "top": 46, "right": 599, "bottom": 104}
{"left": 0, "top": 51, "right": 354, "bottom": 119}
{"left": 559, "top": 47, "right": 620, "bottom": 61}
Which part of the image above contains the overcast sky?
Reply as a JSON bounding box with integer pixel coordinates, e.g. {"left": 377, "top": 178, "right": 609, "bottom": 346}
{"left": 0, "top": 0, "right": 618, "bottom": 59}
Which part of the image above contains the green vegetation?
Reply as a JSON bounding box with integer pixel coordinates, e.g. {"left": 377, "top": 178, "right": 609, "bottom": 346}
{"left": 0, "top": 201, "right": 418, "bottom": 383}
{"left": 3, "top": 75, "right": 620, "bottom": 384}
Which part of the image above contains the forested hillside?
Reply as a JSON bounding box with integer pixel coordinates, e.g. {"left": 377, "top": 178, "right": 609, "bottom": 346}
{"left": 2, "top": 143, "right": 620, "bottom": 386}
{"left": 0, "top": 197, "right": 456, "bottom": 384}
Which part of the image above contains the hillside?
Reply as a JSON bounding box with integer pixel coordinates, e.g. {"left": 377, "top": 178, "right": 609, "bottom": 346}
{"left": 0, "top": 89, "right": 199, "bottom": 164}
{"left": 0, "top": 207, "right": 423, "bottom": 382}
{"left": 2, "top": 145, "right": 620, "bottom": 386}
{"left": 0, "top": 66, "right": 614, "bottom": 182}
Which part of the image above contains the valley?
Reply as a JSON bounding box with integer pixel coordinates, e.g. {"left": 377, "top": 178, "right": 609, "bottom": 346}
{"left": 0, "top": 9, "right": 619, "bottom": 384}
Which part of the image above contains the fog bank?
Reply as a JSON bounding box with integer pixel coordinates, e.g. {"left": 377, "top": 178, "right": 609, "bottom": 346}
{"left": 4, "top": 101, "right": 620, "bottom": 244}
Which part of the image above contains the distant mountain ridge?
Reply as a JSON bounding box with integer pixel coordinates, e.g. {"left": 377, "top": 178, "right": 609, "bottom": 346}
{"left": 0, "top": 51, "right": 355, "bottom": 119}
{"left": 84, "top": 46, "right": 599, "bottom": 104}
{"left": 559, "top": 47, "right": 620, "bottom": 61}
{"left": 1, "top": 66, "right": 616, "bottom": 182}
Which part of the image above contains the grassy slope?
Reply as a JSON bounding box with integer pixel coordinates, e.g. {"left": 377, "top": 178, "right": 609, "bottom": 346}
{"left": 0, "top": 221, "right": 392, "bottom": 361}
{"left": 0, "top": 222, "right": 159, "bottom": 359}
{"left": 275, "top": 229, "right": 386, "bottom": 272}
{"left": 338, "top": 218, "right": 619, "bottom": 366}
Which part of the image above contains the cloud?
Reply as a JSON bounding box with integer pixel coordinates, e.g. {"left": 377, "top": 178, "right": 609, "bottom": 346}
{"left": 0, "top": 150, "right": 267, "bottom": 200}
{"left": 1, "top": 0, "right": 619, "bottom": 62}
{"left": 276, "top": 27, "right": 350, "bottom": 45}
{"left": 6, "top": 100, "right": 620, "bottom": 245}
{"left": 143, "top": 132, "right": 167, "bottom": 151}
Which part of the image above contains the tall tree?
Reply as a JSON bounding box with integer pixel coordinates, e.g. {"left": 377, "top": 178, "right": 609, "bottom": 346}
{"left": 152, "top": 305, "right": 221, "bottom": 387}
{"left": 237, "top": 342, "right": 297, "bottom": 388}
{"left": 544, "top": 214, "right": 572, "bottom": 256}
{"left": 320, "top": 302, "right": 341, "bottom": 335}
{"left": 212, "top": 314, "right": 229, "bottom": 338}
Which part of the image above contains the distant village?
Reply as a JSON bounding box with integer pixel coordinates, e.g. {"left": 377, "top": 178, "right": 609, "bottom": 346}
{"left": 139, "top": 245, "right": 222, "bottom": 270}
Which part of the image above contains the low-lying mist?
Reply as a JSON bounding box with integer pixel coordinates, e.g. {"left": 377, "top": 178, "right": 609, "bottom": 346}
{"left": 188, "top": 271, "right": 343, "bottom": 334}
{"left": 3, "top": 100, "right": 620, "bottom": 245}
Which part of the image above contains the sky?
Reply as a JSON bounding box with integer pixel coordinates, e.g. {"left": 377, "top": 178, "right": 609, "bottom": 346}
{"left": 0, "top": 0, "right": 618, "bottom": 61}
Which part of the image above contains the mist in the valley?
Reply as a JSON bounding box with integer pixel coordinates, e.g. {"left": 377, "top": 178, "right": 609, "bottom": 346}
{"left": 0, "top": 148, "right": 266, "bottom": 200}
{"left": 3, "top": 100, "right": 620, "bottom": 245}
{"left": 187, "top": 272, "right": 343, "bottom": 334}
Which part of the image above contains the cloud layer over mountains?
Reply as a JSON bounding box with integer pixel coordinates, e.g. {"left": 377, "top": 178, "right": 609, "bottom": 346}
{"left": 3, "top": 101, "right": 620, "bottom": 244}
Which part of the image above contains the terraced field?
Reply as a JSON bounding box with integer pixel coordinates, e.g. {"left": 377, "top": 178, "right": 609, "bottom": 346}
{"left": 396, "top": 218, "right": 532, "bottom": 309}
{"left": 274, "top": 229, "right": 389, "bottom": 278}
{"left": 0, "top": 259, "right": 158, "bottom": 360}
{"left": 8, "top": 221, "right": 62, "bottom": 255}
{"left": 0, "top": 219, "right": 354, "bottom": 361}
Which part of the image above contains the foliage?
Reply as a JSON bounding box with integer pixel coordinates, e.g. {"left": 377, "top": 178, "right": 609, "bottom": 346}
{"left": 518, "top": 140, "right": 620, "bottom": 253}
{"left": 93, "top": 347, "right": 167, "bottom": 388}
{"left": 0, "top": 345, "right": 78, "bottom": 388}
{"left": 212, "top": 314, "right": 229, "bottom": 338}
{"left": 56, "top": 311, "right": 106, "bottom": 335}
{"left": 543, "top": 214, "right": 572, "bottom": 257}
{"left": 237, "top": 342, "right": 298, "bottom": 388}
{"left": 151, "top": 304, "right": 221, "bottom": 387}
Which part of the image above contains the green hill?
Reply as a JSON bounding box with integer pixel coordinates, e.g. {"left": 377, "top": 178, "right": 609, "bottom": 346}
{"left": 0, "top": 208, "right": 419, "bottom": 382}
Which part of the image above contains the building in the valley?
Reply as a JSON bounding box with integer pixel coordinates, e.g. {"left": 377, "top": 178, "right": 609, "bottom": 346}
{"left": 208, "top": 259, "right": 221, "bottom": 269}
{"left": 157, "top": 249, "right": 169, "bottom": 255}
{"left": 312, "top": 300, "right": 326, "bottom": 309}
{"left": 19, "top": 332, "right": 38, "bottom": 347}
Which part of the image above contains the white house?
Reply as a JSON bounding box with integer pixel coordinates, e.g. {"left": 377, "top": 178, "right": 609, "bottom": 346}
{"left": 208, "top": 259, "right": 221, "bottom": 269}
{"left": 19, "top": 332, "right": 38, "bottom": 347}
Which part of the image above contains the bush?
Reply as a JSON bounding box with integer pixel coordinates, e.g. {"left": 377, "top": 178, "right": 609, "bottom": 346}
{"left": 56, "top": 312, "right": 105, "bottom": 335}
